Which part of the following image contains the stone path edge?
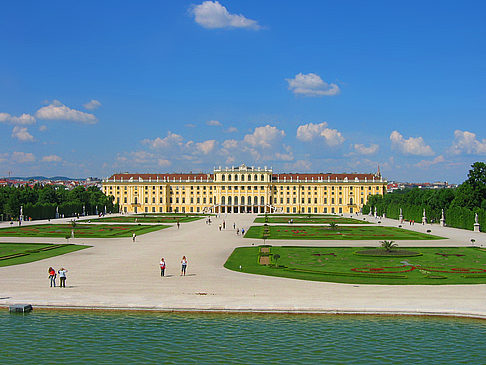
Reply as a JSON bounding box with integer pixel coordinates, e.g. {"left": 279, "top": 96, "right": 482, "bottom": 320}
{"left": 3, "top": 305, "right": 486, "bottom": 321}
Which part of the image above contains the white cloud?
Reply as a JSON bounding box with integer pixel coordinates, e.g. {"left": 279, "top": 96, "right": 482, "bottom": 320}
{"left": 274, "top": 151, "right": 294, "bottom": 161}
{"left": 36, "top": 100, "right": 97, "bottom": 124}
{"left": 142, "top": 131, "right": 184, "bottom": 149}
{"left": 12, "top": 126, "right": 34, "bottom": 142}
{"left": 450, "top": 130, "right": 486, "bottom": 155}
{"left": 191, "top": 1, "right": 261, "bottom": 30}
{"left": 286, "top": 73, "right": 340, "bottom": 97}
{"left": 222, "top": 139, "right": 238, "bottom": 149}
{"left": 158, "top": 159, "right": 171, "bottom": 167}
{"left": 226, "top": 126, "right": 238, "bottom": 133}
{"left": 39, "top": 125, "right": 47, "bottom": 132}
{"left": 390, "top": 131, "right": 434, "bottom": 156}
{"left": 206, "top": 120, "right": 222, "bottom": 126}
{"left": 296, "top": 122, "right": 344, "bottom": 146}
{"left": 196, "top": 139, "right": 217, "bottom": 154}
{"left": 415, "top": 155, "right": 445, "bottom": 169}
{"left": 83, "top": 99, "right": 101, "bottom": 110}
{"left": 185, "top": 123, "right": 196, "bottom": 128}
{"left": 42, "top": 155, "right": 62, "bottom": 163}
{"left": 285, "top": 160, "right": 312, "bottom": 171}
{"left": 0, "top": 112, "right": 36, "bottom": 125}
{"left": 354, "top": 143, "right": 379, "bottom": 155}
{"left": 12, "top": 151, "right": 35, "bottom": 163}
{"left": 243, "top": 125, "right": 285, "bottom": 148}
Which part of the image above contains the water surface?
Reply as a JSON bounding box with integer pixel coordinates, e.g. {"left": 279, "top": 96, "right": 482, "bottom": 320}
{"left": 1, "top": 311, "right": 485, "bottom": 364}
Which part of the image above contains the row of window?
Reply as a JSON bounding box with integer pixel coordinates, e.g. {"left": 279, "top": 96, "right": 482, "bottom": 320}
{"left": 220, "top": 174, "right": 267, "bottom": 182}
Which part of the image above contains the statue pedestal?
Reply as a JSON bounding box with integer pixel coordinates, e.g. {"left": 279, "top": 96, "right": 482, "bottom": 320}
{"left": 474, "top": 223, "right": 480, "bottom": 232}
{"left": 440, "top": 218, "right": 445, "bottom": 227}
{"left": 422, "top": 217, "right": 427, "bottom": 225}
{"left": 399, "top": 214, "right": 403, "bottom": 223}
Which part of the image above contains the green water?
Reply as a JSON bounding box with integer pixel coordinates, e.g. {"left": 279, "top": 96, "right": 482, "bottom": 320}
{"left": 1, "top": 311, "right": 486, "bottom": 364}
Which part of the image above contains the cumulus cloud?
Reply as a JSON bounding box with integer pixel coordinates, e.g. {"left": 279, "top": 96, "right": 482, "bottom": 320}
{"left": 226, "top": 126, "right": 238, "bottom": 133}
{"left": 450, "top": 130, "right": 486, "bottom": 155}
{"left": 206, "top": 120, "right": 222, "bottom": 127}
{"left": 0, "top": 113, "right": 36, "bottom": 125}
{"left": 286, "top": 73, "right": 340, "bottom": 97}
{"left": 12, "top": 126, "right": 34, "bottom": 142}
{"left": 42, "top": 155, "right": 62, "bottom": 162}
{"left": 83, "top": 99, "right": 102, "bottom": 110}
{"left": 191, "top": 1, "right": 261, "bottom": 30}
{"left": 12, "top": 151, "right": 35, "bottom": 163}
{"left": 415, "top": 155, "right": 445, "bottom": 169}
{"left": 39, "top": 125, "right": 47, "bottom": 132}
{"left": 222, "top": 139, "right": 238, "bottom": 149}
{"left": 142, "top": 131, "right": 184, "bottom": 149}
{"left": 196, "top": 139, "right": 217, "bottom": 154}
{"left": 243, "top": 125, "right": 285, "bottom": 148}
{"left": 285, "top": 160, "right": 312, "bottom": 171}
{"left": 36, "top": 100, "right": 97, "bottom": 124}
{"left": 296, "top": 122, "right": 344, "bottom": 147}
{"left": 390, "top": 131, "right": 434, "bottom": 156}
{"left": 158, "top": 159, "right": 171, "bottom": 167}
{"left": 354, "top": 143, "right": 379, "bottom": 155}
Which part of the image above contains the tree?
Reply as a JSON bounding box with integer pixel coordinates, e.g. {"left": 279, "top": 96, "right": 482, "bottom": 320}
{"left": 273, "top": 254, "right": 280, "bottom": 268}
{"left": 329, "top": 222, "right": 338, "bottom": 230}
{"left": 381, "top": 240, "right": 397, "bottom": 252}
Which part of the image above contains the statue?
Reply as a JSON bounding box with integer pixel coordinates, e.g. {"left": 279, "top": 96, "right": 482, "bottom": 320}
{"left": 83, "top": 205, "right": 86, "bottom": 216}
{"left": 422, "top": 208, "right": 427, "bottom": 225}
{"left": 440, "top": 209, "right": 446, "bottom": 227}
{"left": 474, "top": 213, "right": 480, "bottom": 232}
{"left": 399, "top": 208, "right": 403, "bottom": 223}
{"left": 56, "top": 206, "right": 59, "bottom": 219}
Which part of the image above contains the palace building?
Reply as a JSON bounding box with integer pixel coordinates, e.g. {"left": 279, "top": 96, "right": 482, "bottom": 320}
{"left": 102, "top": 164, "right": 386, "bottom": 215}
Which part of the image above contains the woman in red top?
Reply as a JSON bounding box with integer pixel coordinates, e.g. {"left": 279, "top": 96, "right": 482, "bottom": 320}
{"left": 48, "top": 267, "right": 56, "bottom": 287}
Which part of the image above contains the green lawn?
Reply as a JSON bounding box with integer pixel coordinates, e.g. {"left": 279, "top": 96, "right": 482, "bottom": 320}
{"left": 0, "top": 242, "right": 88, "bottom": 267}
{"left": 0, "top": 224, "right": 169, "bottom": 238}
{"left": 244, "top": 225, "right": 443, "bottom": 240}
{"left": 254, "top": 216, "right": 370, "bottom": 224}
{"left": 224, "top": 246, "right": 486, "bottom": 285}
{"left": 82, "top": 215, "right": 203, "bottom": 223}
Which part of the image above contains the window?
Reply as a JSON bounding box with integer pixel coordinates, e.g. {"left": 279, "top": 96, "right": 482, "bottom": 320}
{"left": 145, "top": 207, "right": 148, "bottom": 212}
{"left": 324, "top": 198, "right": 327, "bottom": 204}
{"left": 124, "top": 197, "right": 127, "bottom": 203}
{"left": 234, "top": 175, "right": 238, "bottom": 181}
{"left": 152, "top": 207, "right": 155, "bottom": 212}
{"left": 159, "top": 207, "right": 163, "bottom": 212}
{"left": 160, "top": 197, "right": 163, "bottom": 203}
{"left": 324, "top": 207, "right": 328, "bottom": 213}
{"left": 209, "top": 197, "right": 212, "bottom": 204}
{"left": 190, "top": 198, "right": 193, "bottom": 203}
{"left": 331, "top": 198, "right": 335, "bottom": 204}
{"left": 182, "top": 198, "right": 185, "bottom": 203}
{"left": 293, "top": 198, "right": 296, "bottom": 204}
{"left": 241, "top": 175, "right": 245, "bottom": 181}
{"left": 222, "top": 175, "right": 225, "bottom": 181}
{"left": 260, "top": 175, "right": 264, "bottom": 181}
{"left": 280, "top": 198, "right": 283, "bottom": 204}
{"left": 248, "top": 175, "right": 252, "bottom": 181}
{"left": 176, "top": 198, "right": 179, "bottom": 203}
{"left": 339, "top": 207, "right": 342, "bottom": 213}
{"left": 203, "top": 198, "right": 206, "bottom": 204}
{"left": 339, "top": 198, "right": 342, "bottom": 204}
{"left": 134, "top": 197, "right": 138, "bottom": 204}
{"left": 228, "top": 175, "right": 232, "bottom": 181}
{"left": 152, "top": 198, "right": 155, "bottom": 203}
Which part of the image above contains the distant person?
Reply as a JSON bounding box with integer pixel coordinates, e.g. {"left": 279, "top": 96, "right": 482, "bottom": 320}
{"left": 219, "top": 224, "right": 222, "bottom": 231}
{"left": 233, "top": 222, "right": 236, "bottom": 229}
{"left": 58, "top": 267, "right": 67, "bottom": 288}
{"left": 236, "top": 228, "right": 239, "bottom": 235}
{"left": 132, "top": 233, "right": 136, "bottom": 242}
{"left": 181, "top": 256, "right": 188, "bottom": 276}
{"left": 48, "top": 267, "right": 56, "bottom": 287}
{"left": 159, "top": 258, "right": 166, "bottom": 277}
{"left": 241, "top": 228, "right": 245, "bottom": 236}
{"left": 177, "top": 221, "right": 180, "bottom": 229}
{"left": 223, "top": 221, "right": 226, "bottom": 229}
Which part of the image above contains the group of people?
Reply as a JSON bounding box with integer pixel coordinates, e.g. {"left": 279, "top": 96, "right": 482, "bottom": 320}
{"left": 159, "top": 256, "right": 188, "bottom": 277}
{"left": 48, "top": 267, "right": 68, "bottom": 287}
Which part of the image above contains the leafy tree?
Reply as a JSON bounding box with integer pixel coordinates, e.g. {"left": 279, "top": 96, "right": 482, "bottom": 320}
{"left": 381, "top": 240, "right": 397, "bottom": 252}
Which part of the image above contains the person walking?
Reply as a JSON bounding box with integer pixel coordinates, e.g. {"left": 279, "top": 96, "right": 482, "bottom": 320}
{"left": 223, "top": 221, "right": 226, "bottom": 229}
{"left": 177, "top": 221, "right": 180, "bottom": 229}
{"left": 159, "top": 258, "right": 166, "bottom": 277}
{"left": 241, "top": 228, "right": 245, "bottom": 236}
{"left": 233, "top": 222, "right": 236, "bottom": 229}
{"left": 181, "top": 256, "right": 188, "bottom": 276}
{"left": 236, "top": 228, "right": 239, "bottom": 235}
{"left": 132, "top": 233, "right": 136, "bottom": 242}
{"left": 48, "top": 267, "right": 56, "bottom": 287}
{"left": 58, "top": 267, "right": 67, "bottom": 288}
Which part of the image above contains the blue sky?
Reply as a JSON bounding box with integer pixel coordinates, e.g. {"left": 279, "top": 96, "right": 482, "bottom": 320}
{"left": 0, "top": 0, "right": 485, "bottom": 183}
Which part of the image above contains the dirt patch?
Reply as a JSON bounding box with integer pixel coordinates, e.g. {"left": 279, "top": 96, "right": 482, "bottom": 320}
{"left": 260, "top": 247, "right": 270, "bottom": 254}
{"left": 259, "top": 256, "right": 270, "bottom": 265}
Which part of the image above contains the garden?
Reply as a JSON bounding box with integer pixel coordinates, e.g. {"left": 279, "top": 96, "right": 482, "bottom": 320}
{"left": 244, "top": 225, "right": 443, "bottom": 240}
{"left": 82, "top": 214, "right": 204, "bottom": 223}
{"left": 0, "top": 242, "right": 88, "bottom": 267}
{"left": 224, "top": 245, "right": 486, "bottom": 285}
{"left": 0, "top": 224, "right": 169, "bottom": 238}
{"left": 254, "top": 215, "right": 370, "bottom": 224}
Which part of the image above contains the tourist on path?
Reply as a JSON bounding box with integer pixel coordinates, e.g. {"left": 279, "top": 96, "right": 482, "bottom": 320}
{"left": 48, "top": 267, "right": 56, "bottom": 287}
{"left": 223, "top": 221, "right": 226, "bottom": 229}
{"left": 236, "top": 228, "right": 239, "bottom": 235}
{"left": 181, "top": 256, "right": 188, "bottom": 276}
{"left": 219, "top": 224, "right": 221, "bottom": 231}
{"left": 58, "top": 267, "right": 67, "bottom": 288}
{"left": 241, "top": 228, "right": 245, "bottom": 236}
{"left": 132, "top": 233, "right": 136, "bottom": 242}
{"left": 177, "top": 221, "right": 180, "bottom": 229}
{"left": 233, "top": 222, "right": 236, "bottom": 229}
{"left": 159, "top": 258, "right": 166, "bottom": 277}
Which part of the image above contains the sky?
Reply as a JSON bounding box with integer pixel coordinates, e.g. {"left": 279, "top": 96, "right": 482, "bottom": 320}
{"left": 0, "top": 0, "right": 485, "bottom": 183}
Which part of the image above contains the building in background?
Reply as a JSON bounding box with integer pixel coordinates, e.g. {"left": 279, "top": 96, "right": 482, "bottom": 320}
{"left": 102, "top": 164, "right": 386, "bottom": 214}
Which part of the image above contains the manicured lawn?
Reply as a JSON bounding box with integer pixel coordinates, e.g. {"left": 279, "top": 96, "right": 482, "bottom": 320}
{"left": 83, "top": 215, "right": 203, "bottom": 223}
{"left": 224, "top": 246, "right": 486, "bottom": 285}
{"left": 244, "top": 225, "right": 443, "bottom": 240}
{"left": 0, "top": 224, "right": 169, "bottom": 238}
{"left": 0, "top": 242, "right": 89, "bottom": 267}
{"left": 254, "top": 216, "right": 370, "bottom": 224}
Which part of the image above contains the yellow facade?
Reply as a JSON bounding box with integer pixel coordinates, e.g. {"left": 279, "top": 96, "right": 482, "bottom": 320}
{"left": 102, "top": 164, "right": 386, "bottom": 214}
